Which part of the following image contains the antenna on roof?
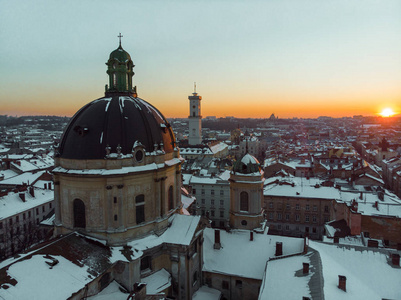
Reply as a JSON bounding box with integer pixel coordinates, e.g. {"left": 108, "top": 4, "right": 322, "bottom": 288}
{"left": 194, "top": 82, "right": 197, "bottom": 93}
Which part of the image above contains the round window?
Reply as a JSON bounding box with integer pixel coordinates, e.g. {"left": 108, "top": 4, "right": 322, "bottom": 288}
{"left": 135, "top": 150, "right": 144, "bottom": 162}
{"left": 241, "top": 220, "right": 247, "bottom": 226}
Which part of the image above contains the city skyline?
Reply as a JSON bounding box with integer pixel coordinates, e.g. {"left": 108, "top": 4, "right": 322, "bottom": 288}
{"left": 1, "top": 0, "right": 400, "bottom": 118}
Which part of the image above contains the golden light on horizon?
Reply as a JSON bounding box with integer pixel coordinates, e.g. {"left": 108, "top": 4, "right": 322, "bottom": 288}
{"left": 380, "top": 107, "right": 396, "bottom": 117}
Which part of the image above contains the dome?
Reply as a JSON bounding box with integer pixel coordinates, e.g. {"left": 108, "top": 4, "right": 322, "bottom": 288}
{"left": 109, "top": 45, "right": 131, "bottom": 62}
{"left": 58, "top": 95, "right": 176, "bottom": 160}
{"left": 232, "top": 153, "right": 261, "bottom": 174}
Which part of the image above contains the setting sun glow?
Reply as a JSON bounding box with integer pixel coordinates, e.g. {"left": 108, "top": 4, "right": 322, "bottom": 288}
{"left": 380, "top": 108, "right": 395, "bottom": 117}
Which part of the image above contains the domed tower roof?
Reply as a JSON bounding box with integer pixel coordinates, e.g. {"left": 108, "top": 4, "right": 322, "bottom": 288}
{"left": 58, "top": 96, "right": 175, "bottom": 160}
{"left": 232, "top": 153, "right": 261, "bottom": 174}
{"left": 58, "top": 36, "right": 175, "bottom": 160}
{"left": 109, "top": 45, "right": 131, "bottom": 62}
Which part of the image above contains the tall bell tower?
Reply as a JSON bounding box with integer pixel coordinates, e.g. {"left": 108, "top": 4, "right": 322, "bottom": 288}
{"left": 188, "top": 84, "right": 202, "bottom": 145}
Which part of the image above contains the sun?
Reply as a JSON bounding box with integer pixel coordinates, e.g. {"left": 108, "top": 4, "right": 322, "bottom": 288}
{"left": 380, "top": 107, "right": 395, "bottom": 117}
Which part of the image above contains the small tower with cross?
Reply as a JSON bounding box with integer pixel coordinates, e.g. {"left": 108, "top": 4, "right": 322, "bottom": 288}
{"left": 188, "top": 83, "right": 202, "bottom": 145}
{"left": 105, "top": 33, "right": 136, "bottom": 96}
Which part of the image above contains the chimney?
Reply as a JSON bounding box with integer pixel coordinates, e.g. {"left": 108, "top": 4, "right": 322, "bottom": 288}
{"left": 303, "top": 263, "right": 309, "bottom": 275}
{"left": 359, "top": 192, "right": 363, "bottom": 200}
{"left": 19, "top": 192, "right": 26, "bottom": 202}
{"left": 214, "top": 230, "right": 221, "bottom": 250}
{"left": 275, "top": 242, "right": 283, "bottom": 256}
{"left": 303, "top": 236, "right": 309, "bottom": 253}
{"left": 392, "top": 253, "right": 400, "bottom": 266}
{"left": 333, "top": 236, "right": 339, "bottom": 244}
{"left": 49, "top": 182, "right": 52, "bottom": 189}
{"left": 29, "top": 186, "right": 35, "bottom": 197}
{"left": 44, "top": 183, "right": 47, "bottom": 189}
{"left": 338, "top": 275, "right": 346, "bottom": 292}
{"left": 250, "top": 231, "right": 254, "bottom": 241}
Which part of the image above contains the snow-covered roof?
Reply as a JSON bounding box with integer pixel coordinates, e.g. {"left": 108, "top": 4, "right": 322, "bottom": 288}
{"left": 141, "top": 268, "right": 171, "bottom": 294}
{"left": 309, "top": 241, "right": 401, "bottom": 300}
{"left": 87, "top": 281, "right": 128, "bottom": 300}
{"left": 0, "top": 188, "right": 53, "bottom": 220}
{"left": 192, "top": 286, "right": 221, "bottom": 300}
{"left": 53, "top": 158, "right": 183, "bottom": 176}
{"left": 259, "top": 253, "right": 313, "bottom": 300}
{"left": 0, "top": 171, "right": 45, "bottom": 186}
{"left": 203, "top": 228, "right": 304, "bottom": 280}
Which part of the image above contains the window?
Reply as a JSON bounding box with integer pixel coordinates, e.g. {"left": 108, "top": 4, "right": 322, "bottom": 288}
{"left": 42, "top": 206, "right": 45, "bottom": 213}
{"left": 168, "top": 186, "right": 174, "bottom": 211}
{"left": 277, "top": 224, "right": 282, "bottom": 230}
{"left": 220, "top": 190, "right": 224, "bottom": 196}
{"left": 193, "top": 271, "right": 198, "bottom": 286}
{"left": 36, "top": 208, "right": 39, "bottom": 214}
{"left": 220, "top": 210, "right": 224, "bottom": 218}
{"left": 23, "top": 213, "right": 26, "bottom": 220}
{"left": 324, "top": 205, "right": 329, "bottom": 213}
{"left": 312, "top": 215, "right": 317, "bottom": 223}
{"left": 114, "top": 197, "right": 117, "bottom": 204}
{"left": 295, "top": 214, "right": 300, "bottom": 221}
{"left": 269, "top": 202, "right": 274, "bottom": 209}
{"left": 16, "top": 216, "right": 19, "bottom": 222}
{"left": 286, "top": 203, "right": 290, "bottom": 210}
{"left": 269, "top": 212, "right": 274, "bottom": 220}
{"left": 306, "top": 204, "right": 310, "bottom": 211}
{"left": 73, "top": 199, "right": 86, "bottom": 228}
{"left": 211, "top": 210, "right": 215, "bottom": 217}
{"left": 211, "top": 189, "right": 215, "bottom": 195}
{"left": 136, "top": 194, "right": 145, "bottom": 224}
{"left": 140, "top": 256, "right": 151, "bottom": 272}
{"left": 201, "top": 199, "right": 205, "bottom": 204}
{"left": 313, "top": 205, "right": 317, "bottom": 211}
{"left": 285, "top": 225, "right": 290, "bottom": 231}
{"left": 236, "top": 280, "right": 242, "bottom": 289}
{"left": 201, "top": 189, "right": 205, "bottom": 195}
{"left": 114, "top": 215, "right": 118, "bottom": 221}
{"left": 313, "top": 227, "right": 317, "bottom": 233}
{"left": 211, "top": 199, "right": 215, "bottom": 206}
{"left": 305, "top": 215, "right": 310, "bottom": 222}
{"left": 9, "top": 218, "right": 13, "bottom": 225}
{"left": 220, "top": 200, "right": 224, "bottom": 207}
{"left": 296, "top": 204, "right": 300, "bottom": 210}
{"left": 285, "top": 214, "right": 290, "bottom": 221}
{"left": 222, "top": 280, "right": 229, "bottom": 290}
{"left": 240, "top": 192, "right": 249, "bottom": 211}
{"left": 49, "top": 202, "right": 52, "bottom": 209}
{"left": 201, "top": 210, "right": 205, "bottom": 216}
{"left": 192, "top": 189, "right": 196, "bottom": 194}
{"left": 277, "top": 213, "right": 282, "bottom": 220}
{"left": 0, "top": 222, "right": 2, "bottom": 230}
{"left": 28, "top": 211, "right": 31, "bottom": 218}
{"left": 324, "top": 215, "right": 329, "bottom": 222}
{"left": 241, "top": 220, "right": 247, "bottom": 226}
{"left": 0, "top": 234, "right": 3, "bottom": 242}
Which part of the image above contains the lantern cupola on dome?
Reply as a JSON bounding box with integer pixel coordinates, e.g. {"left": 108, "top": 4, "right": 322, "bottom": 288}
{"left": 106, "top": 33, "right": 136, "bottom": 96}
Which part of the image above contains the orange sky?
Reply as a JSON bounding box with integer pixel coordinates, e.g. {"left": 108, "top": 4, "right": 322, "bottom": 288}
{"left": 1, "top": 1, "right": 400, "bottom": 119}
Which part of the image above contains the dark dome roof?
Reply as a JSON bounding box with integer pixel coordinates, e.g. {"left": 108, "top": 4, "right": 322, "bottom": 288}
{"left": 58, "top": 95, "right": 176, "bottom": 160}
{"left": 109, "top": 45, "right": 131, "bottom": 62}
{"left": 232, "top": 153, "right": 261, "bottom": 174}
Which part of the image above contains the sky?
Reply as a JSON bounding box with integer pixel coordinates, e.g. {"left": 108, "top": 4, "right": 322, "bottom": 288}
{"left": 1, "top": 0, "right": 400, "bottom": 119}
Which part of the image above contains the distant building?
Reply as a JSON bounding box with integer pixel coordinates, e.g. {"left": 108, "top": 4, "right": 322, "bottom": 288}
{"left": 188, "top": 88, "right": 202, "bottom": 145}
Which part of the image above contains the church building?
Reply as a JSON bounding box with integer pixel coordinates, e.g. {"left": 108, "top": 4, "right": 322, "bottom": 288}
{"left": 0, "top": 38, "right": 204, "bottom": 300}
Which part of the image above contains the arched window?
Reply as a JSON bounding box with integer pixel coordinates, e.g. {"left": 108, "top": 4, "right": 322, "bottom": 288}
{"left": 73, "top": 199, "right": 86, "bottom": 228}
{"left": 240, "top": 192, "right": 249, "bottom": 212}
{"left": 168, "top": 185, "right": 174, "bottom": 211}
{"left": 136, "top": 194, "right": 145, "bottom": 224}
